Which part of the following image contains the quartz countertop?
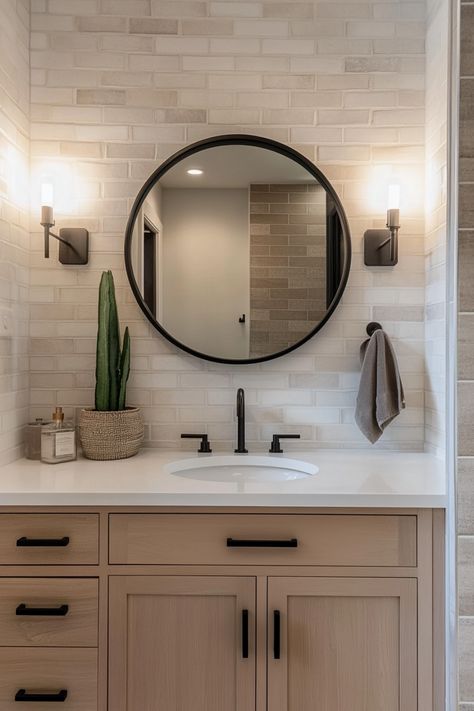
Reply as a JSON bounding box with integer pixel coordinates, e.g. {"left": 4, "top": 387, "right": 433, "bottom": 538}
{"left": 0, "top": 449, "right": 446, "bottom": 508}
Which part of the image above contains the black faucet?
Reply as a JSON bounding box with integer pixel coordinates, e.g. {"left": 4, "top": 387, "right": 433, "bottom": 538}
{"left": 235, "top": 388, "right": 248, "bottom": 453}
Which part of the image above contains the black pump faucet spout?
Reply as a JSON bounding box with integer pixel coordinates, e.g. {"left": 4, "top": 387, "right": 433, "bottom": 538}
{"left": 235, "top": 388, "right": 248, "bottom": 454}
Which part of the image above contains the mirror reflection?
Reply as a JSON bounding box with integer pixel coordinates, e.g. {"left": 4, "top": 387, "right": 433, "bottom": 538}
{"left": 128, "top": 142, "right": 349, "bottom": 361}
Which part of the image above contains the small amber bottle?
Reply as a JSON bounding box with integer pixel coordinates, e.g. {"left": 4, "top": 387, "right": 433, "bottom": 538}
{"left": 41, "top": 407, "right": 77, "bottom": 464}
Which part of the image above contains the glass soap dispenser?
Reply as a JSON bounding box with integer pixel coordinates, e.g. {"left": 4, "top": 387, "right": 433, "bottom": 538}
{"left": 41, "top": 407, "right": 77, "bottom": 464}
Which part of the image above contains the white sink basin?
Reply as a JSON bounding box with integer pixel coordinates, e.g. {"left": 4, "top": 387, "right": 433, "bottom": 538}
{"left": 166, "top": 455, "right": 318, "bottom": 483}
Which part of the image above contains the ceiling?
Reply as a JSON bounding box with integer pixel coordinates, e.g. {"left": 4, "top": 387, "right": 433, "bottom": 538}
{"left": 156, "top": 144, "right": 320, "bottom": 189}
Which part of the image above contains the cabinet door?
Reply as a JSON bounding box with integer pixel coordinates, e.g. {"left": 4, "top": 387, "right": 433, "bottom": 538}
{"left": 109, "top": 576, "right": 256, "bottom": 711}
{"left": 268, "top": 577, "right": 417, "bottom": 711}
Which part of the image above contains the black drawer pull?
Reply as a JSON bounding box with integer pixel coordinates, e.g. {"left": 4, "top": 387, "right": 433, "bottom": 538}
{"left": 16, "top": 537, "right": 70, "bottom": 548}
{"left": 227, "top": 538, "right": 297, "bottom": 548}
{"left": 15, "top": 689, "right": 67, "bottom": 702}
{"left": 242, "top": 609, "right": 249, "bottom": 659}
{"left": 16, "top": 604, "right": 69, "bottom": 617}
{"left": 273, "top": 610, "right": 281, "bottom": 660}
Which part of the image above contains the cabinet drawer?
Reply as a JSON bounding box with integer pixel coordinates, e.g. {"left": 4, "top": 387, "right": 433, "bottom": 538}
{"left": 109, "top": 513, "right": 417, "bottom": 567}
{"left": 0, "top": 514, "right": 99, "bottom": 565}
{"left": 0, "top": 647, "right": 97, "bottom": 710}
{"left": 0, "top": 578, "right": 98, "bottom": 646}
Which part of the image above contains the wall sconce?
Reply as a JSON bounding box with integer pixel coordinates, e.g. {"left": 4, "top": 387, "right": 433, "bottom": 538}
{"left": 364, "top": 184, "right": 400, "bottom": 267}
{"left": 40, "top": 180, "right": 89, "bottom": 265}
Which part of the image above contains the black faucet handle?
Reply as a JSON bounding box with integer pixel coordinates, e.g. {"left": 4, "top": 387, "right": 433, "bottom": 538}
{"left": 269, "top": 434, "right": 301, "bottom": 454}
{"left": 181, "top": 433, "right": 212, "bottom": 453}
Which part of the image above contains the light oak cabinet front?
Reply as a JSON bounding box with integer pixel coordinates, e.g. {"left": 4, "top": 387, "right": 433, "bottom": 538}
{"left": 109, "top": 576, "right": 256, "bottom": 711}
{"left": 108, "top": 575, "right": 418, "bottom": 711}
{"left": 267, "top": 577, "right": 418, "bottom": 711}
{"left": 0, "top": 508, "right": 442, "bottom": 711}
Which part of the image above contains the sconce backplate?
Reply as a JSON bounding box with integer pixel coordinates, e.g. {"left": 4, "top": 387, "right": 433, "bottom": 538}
{"left": 364, "top": 228, "right": 398, "bottom": 267}
{"left": 58, "top": 228, "right": 89, "bottom": 265}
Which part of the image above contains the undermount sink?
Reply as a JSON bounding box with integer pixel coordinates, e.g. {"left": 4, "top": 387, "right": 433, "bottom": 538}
{"left": 166, "top": 455, "right": 318, "bottom": 483}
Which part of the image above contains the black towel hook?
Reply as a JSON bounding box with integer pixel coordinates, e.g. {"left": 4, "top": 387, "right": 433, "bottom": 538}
{"left": 366, "top": 321, "right": 383, "bottom": 337}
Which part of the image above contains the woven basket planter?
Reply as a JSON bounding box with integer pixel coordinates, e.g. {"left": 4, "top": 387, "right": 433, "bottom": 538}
{"left": 79, "top": 407, "right": 144, "bottom": 461}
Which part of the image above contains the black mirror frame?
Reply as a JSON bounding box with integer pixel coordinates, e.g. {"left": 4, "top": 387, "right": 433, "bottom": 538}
{"left": 124, "top": 134, "right": 352, "bottom": 365}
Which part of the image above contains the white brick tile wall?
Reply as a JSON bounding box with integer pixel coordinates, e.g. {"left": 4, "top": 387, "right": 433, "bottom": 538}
{"left": 23, "top": 0, "right": 445, "bottom": 452}
{"left": 0, "top": 0, "right": 30, "bottom": 464}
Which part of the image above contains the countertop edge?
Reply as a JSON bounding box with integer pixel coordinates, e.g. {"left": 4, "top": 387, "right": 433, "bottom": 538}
{"left": 0, "top": 493, "right": 448, "bottom": 508}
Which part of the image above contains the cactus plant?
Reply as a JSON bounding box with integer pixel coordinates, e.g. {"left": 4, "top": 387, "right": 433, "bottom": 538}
{"left": 94, "top": 271, "right": 131, "bottom": 411}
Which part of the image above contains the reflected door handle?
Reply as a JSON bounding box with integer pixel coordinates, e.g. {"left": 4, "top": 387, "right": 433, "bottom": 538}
{"left": 238, "top": 314, "right": 246, "bottom": 323}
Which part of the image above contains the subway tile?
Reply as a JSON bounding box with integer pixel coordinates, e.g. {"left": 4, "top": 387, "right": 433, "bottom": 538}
{"left": 210, "top": 38, "right": 260, "bottom": 54}
{"left": 262, "top": 38, "right": 314, "bottom": 55}
{"left": 209, "top": 108, "right": 260, "bottom": 124}
{"left": 183, "top": 18, "right": 234, "bottom": 34}
{"left": 77, "top": 16, "right": 128, "bottom": 32}
{"left": 461, "top": 4, "right": 474, "bottom": 76}
{"left": 460, "top": 618, "right": 474, "bottom": 702}
{"left": 459, "top": 315, "right": 474, "bottom": 380}
{"left": 459, "top": 384, "right": 474, "bottom": 457}
{"left": 263, "top": 3, "right": 313, "bottom": 19}
{"left": 125, "top": 88, "right": 177, "bottom": 107}
{"left": 234, "top": 19, "right": 288, "bottom": 37}
{"left": 347, "top": 21, "right": 395, "bottom": 38}
{"left": 101, "top": 34, "right": 154, "bottom": 51}
{"left": 345, "top": 56, "right": 401, "bottom": 73}
{"left": 459, "top": 233, "right": 474, "bottom": 309}
{"left": 76, "top": 89, "right": 125, "bottom": 105}
{"left": 263, "top": 108, "right": 314, "bottom": 125}
{"left": 210, "top": 2, "right": 262, "bottom": 18}
{"left": 151, "top": 1, "right": 207, "bottom": 17}
{"left": 373, "top": 38, "right": 425, "bottom": 54}
{"left": 129, "top": 18, "right": 178, "bottom": 34}
{"left": 183, "top": 55, "right": 235, "bottom": 71}
{"left": 291, "top": 19, "right": 345, "bottom": 38}
{"left": 49, "top": 0, "right": 98, "bottom": 14}
{"left": 264, "top": 74, "right": 313, "bottom": 89}
{"left": 101, "top": 0, "right": 151, "bottom": 14}
{"left": 459, "top": 459, "right": 474, "bottom": 536}
{"left": 316, "top": 3, "right": 371, "bottom": 19}
{"left": 460, "top": 536, "right": 474, "bottom": 616}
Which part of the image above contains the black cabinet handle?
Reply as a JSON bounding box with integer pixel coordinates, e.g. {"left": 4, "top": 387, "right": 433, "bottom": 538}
{"left": 273, "top": 610, "right": 281, "bottom": 660}
{"left": 227, "top": 538, "right": 297, "bottom": 548}
{"left": 16, "top": 537, "right": 70, "bottom": 548}
{"left": 15, "top": 689, "right": 67, "bottom": 702}
{"left": 16, "top": 604, "right": 69, "bottom": 617}
{"left": 242, "top": 609, "right": 249, "bottom": 659}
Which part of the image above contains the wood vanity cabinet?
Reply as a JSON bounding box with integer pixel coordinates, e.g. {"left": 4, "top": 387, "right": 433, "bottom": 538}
{"left": 0, "top": 507, "right": 444, "bottom": 711}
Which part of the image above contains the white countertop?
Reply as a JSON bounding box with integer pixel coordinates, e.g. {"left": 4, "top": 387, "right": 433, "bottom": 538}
{"left": 0, "top": 449, "right": 446, "bottom": 508}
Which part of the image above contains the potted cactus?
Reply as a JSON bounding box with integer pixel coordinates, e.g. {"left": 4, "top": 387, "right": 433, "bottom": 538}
{"left": 79, "top": 271, "right": 144, "bottom": 460}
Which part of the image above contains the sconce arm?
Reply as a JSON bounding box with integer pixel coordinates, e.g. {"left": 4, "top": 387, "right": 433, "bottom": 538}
{"left": 43, "top": 224, "right": 82, "bottom": 259}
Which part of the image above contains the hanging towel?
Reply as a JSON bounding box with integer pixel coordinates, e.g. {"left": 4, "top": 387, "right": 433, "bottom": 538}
{"left": 355, "top": 329, "right": 405, "bottom": 444}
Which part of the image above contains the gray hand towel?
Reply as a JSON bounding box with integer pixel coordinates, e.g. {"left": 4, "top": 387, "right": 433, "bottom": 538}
{"left": 355, "top": 329, "right": 405, "bottom": 444}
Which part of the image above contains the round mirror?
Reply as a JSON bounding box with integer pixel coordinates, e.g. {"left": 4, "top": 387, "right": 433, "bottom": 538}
{"left": 125, "top": 135, "right": 351, "bottom": 364}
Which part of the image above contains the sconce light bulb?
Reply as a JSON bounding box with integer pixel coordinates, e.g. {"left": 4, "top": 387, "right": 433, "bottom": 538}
{"left": 41, "top": 181, "right": 54, "bottom": 208}
{"left": 387, "top": 183, "right": 400, "bottom": 211}
{"left": 187, "top": 169, "right": 203, "bottom": 176}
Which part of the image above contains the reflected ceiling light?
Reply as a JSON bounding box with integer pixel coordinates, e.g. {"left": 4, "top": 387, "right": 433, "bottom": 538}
{"left": 187, "top": 168, "right": 203, "bottom": 175}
